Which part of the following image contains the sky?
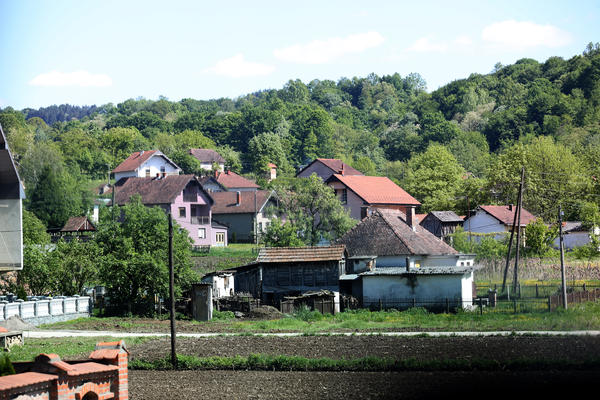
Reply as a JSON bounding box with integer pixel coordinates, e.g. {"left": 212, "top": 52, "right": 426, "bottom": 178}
{"left": 1, "top": 0, "right": 599, "bottom": 110}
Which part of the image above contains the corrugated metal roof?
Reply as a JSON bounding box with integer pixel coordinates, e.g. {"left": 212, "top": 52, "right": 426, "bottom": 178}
{"left": 360, "top": 266, "right": 474, "bottom": 276}
{"left": 257, "top": 245, "right": 346, "bottom": 263}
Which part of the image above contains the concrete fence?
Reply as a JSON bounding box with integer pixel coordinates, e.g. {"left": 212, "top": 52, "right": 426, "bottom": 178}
{"left": 0, "top": 296, "right": 91, "bottom": 326}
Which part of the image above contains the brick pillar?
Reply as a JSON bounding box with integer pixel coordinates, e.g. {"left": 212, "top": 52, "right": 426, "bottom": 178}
{"left": 116, "top": 350, "right": 128, "bottom": 400}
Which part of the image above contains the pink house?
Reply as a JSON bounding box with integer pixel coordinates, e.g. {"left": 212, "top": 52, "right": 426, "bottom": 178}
{"left": 113, "top": 175, "right": 227, "bottom": 247}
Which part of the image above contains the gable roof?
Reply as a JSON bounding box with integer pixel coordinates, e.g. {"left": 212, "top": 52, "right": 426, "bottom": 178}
{"left": 297, "top": 158, "right": 363, "bottom": 177}
{"left": 337, "top": 209, "right": 457, "bottom": 257}
{"left": 113, "top": 175, "right": 212, "bottom": 206}
{"left": 0, "top": 123, "right": 25, "bottom": 200}
{"left": 60, "top": 216, "right": 96, "bottom": 232}
{"left": 112, "top": 150, "right": 180, "bottom": 174}
{"left": 478, "top": 205, "right": 536, "bottom": 226}
{"left": 198, "top": 175, "right": 227, "bottom": 191}
{"left": 327, "top": 174, "right": 420, "bottom": 206}
{"left": 211, "top": 190, "right": 273, "bottom": 214}
{"left": 425, "top": 211, "right": 464, "bottom": 223}
{"left": 190, "top": 148, "right": 226, "bottom": 164}
{"left": 257, "top": 245, "right": 346, "bottom": 263}
{"left": 215, "top": 170, "right": 260, "bottom": 189}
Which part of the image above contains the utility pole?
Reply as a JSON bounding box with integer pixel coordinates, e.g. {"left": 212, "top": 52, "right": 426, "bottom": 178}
{"left": 558, "top": 205, "right": 568, "bottom": 309}
{"left": 512, "top": 167, "right": 525, "bottom": 296}
{"left": 467, "top": 195, "right": 471, "bottom": 245}
{"left": 502, "top": 168, "right": 524, "bottom": 293}
{"left": 168, "top": 213, "right": 177, "bottom": 368}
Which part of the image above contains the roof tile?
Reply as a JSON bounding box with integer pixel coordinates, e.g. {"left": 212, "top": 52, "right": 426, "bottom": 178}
{"left": 479, "top": 205, "right": 536, "bottom": 226}
{"left": 328, "top": 174, "right": 420, "bottom": 205}
{"left": 0, "top": 372, "right": 56, "bottom": 391}
{"left": 211, "top": 190, "right": 272, "bottom": 214}
{"left": 215, "top": 171, "right": 259, "bottom": 189}
{"left": 257, "top": 246, "right": 346, "bottom": 263}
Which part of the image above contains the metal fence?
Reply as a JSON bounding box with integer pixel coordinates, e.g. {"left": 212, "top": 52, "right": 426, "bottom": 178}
{"left": 475, "top": 283, "right": 600, "bottom": 299}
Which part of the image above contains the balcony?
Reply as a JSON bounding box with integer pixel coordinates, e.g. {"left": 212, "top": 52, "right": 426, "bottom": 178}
{"left": 190, "top": 216, "right": 210, "bottom": 225}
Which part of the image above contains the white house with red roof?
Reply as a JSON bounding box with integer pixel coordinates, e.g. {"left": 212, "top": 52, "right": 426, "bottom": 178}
{"left": 325, "top": 174, "right": 421, "bottom": 221}
{"left": 463, "top": 205, "right": 536, "bottom": 241}
{"left": 112, "top": 150, "right": 181, "bottom": 182}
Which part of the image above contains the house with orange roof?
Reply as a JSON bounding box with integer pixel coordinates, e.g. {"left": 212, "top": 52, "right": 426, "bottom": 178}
{"left": 325, "top": 174, "right": 421, "bottom": 221}
{"left": 296, "top": 158, "right": 363, "bottom": 181}
{"left": 112, "top": 149, "right": 181, "bottom": 181}
{"left": 463, "top": 205, "right": 536, "bottom": 241}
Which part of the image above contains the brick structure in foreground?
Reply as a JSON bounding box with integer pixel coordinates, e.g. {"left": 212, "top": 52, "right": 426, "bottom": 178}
{"left": 0, "top": 340, "right": 128, "bottom": 400}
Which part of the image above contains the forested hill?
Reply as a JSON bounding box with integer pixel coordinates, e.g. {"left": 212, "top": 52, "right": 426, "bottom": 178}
{"left": 2, "top": 43, "right": 600, "bottom": 228}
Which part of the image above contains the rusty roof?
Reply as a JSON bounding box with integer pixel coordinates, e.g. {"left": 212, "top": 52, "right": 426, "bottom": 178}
{"left": 256, "top": 245, "right": 346, "bottom": 263}
{"left": 113, "top": 175, "right": 212, "bottom": 206}
{"left": 327, "top": 174, "right": 421, "bottom": 206}
{"left": 297, "top": 158, "right": 363, "bottom": 177}
{"left": 215, "top": 170, "right": 259, "bottom": 189}
{"left": 190, "top": 148, "right": 225, "bottom": 163}
{"left": 337, "top": 209, "right": 458, "bottom": 257}
{"left": 478, "top": 205, "right": 536, "bottom": 226}
{"left": 0, "top": 372, "right": 56, "bottom": 390}
{"left": 60, "top": 216, "right": 96, "bottom": 232}
{"left": 211, "top": 190, "right": 273, "bottom": 214}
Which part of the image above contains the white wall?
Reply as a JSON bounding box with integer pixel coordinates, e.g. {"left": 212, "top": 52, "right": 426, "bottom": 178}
{"left": 463, "top": 211, "right": 508, "bottom": 242}
{"left": 114, "top": 155, "right": 179, "bottom": 181}
{"left": 553, "top": 232, "right": 591, "bottom": 250}
{"left": 362, "top": 272, "right": 473, "bottom": 308}
{"left": 376, "top": 255, "right": 473, "bottom": 269}
{"left": 0, "top": 198, "right": 22, "bottom": 270}
{"left": 200, "top": 162, "right": 225, "bottom": 172}
{"left": 205, "top": 275, "right": 234, "bottom": 298}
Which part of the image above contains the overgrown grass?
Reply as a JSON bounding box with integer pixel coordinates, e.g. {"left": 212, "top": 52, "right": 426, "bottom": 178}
{"left": 40, "top": 301, "right": 600, "bottom": 333}
{"left": 192, "top": 243, "right": 257, "bottom": 258}
{"left": 7, "top": 337, "right": 154, "bottom": 362}
{"left": 129, "top": 353, "right": 600, "bottom": 372}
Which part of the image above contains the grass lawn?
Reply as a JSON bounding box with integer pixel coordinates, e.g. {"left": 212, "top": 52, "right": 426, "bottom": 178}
{"left": 191, "top": 243, "right": 257, "bottom": 276}
{"left": 40, "top": 301, "right": 600, "bottom": 333}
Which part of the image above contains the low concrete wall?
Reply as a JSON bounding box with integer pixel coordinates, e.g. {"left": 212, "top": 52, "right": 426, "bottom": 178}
{"left": 0, "top": 296, "right": 91, "bottom": 326}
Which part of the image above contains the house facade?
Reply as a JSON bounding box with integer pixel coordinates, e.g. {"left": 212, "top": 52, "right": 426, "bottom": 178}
{"left": 210, "top": 190, "right": 277, "bottom": 243}
{"left": 463, "top": 205, "right": 536, "bottom": 241}
{"left": 189, "top": 148, "right": 225, "bottom": 172}
{"left": 325, "top": 174, "right": 421, "bottom": 221}
{"left": 553, "top": 222, "right": 600, "bottom": 250}
{"left": 337, "top": 209, "right": 475, "bottom": 309}
{"left": 232, "top": 246, "right": 347, "bottom": 309}
{"left": 420, "top": 211, "right": 464, "bottom": 241}
{"left": 0, "top": 123, "right": 24, "bottom": 271}
{"left": 296, "top": 158, "right": 363, "bottom": 181}
{"left": 113, "top": 175, "right": 226, "bottom": 247}
{"left": 112, "top": 150, "right": 181, "bottom": 181}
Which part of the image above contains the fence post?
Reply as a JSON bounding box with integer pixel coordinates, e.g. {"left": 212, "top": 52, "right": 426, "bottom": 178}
{"left": 547, "top": 297, "right": 551, "bottom": 312}
{"left": 412, "top": 298, "right": 416, "bottom": 308}
{"left": 507, "top": 285, "right": 510, "bottom": 301}
{"left": 535, "top": 284, "right": 539, "bottom": 298}
{"left": 583, "top": 283, "right": 587, "bottom": 292}
{"left": 513, "top": 299, "right": 517, "bottom": 314}
{"left": 478, "top": 298, "right": 483, "bottom": 315}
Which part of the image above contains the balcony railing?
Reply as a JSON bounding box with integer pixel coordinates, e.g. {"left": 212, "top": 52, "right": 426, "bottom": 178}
{"left": 190, "top": 216, "right": 210, "bottom": 225}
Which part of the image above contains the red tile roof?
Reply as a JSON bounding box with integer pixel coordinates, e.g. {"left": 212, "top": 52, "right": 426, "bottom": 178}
{"left": 0, "top": 372, "right": 56, "bottom": 390}
{"left": 479, "top": 205, "right": 536, "bottom": 226}
{"left": 215, "top": 171, "right": 259, "bottom": 189}
{"left": 298, "top": 158, "right": 363, "bottom": 177}
{"left": 66, "top": 362, "right": 119, "bottom": 376}
{"left": 328, "top": 174, "right": 420, "bottom": 206}
{"left": 257, "top": 245, "right": 346, "bottom": 263}
{"left": 211, "top": 190, "right": 273, "bottom": 214}
{"left": 190, "top": 148, "right": 225, "bottom": 164}
{"left": 114, "top": 175, "right": 211, "bottom": 206}
{"left": 112, "top": 150, "right": 157, "bottom": 173}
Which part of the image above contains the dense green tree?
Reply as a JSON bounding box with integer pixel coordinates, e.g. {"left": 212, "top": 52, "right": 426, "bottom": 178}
{"left": 273, "top": 175, "right": 356, "bottom": 245}
{"left": 261, "top": 217, "right": 304, "bottom": 247}
{"left": 401, "top": 144, "right": 465, "bottom": 212}
{"left": 95, "top": 197, "right": 197, "bottom": 315}
{"left": 247, "top": 132, "right": 291, "bottom": 175}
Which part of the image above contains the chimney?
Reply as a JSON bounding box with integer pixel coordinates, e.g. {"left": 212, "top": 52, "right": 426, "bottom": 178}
{"left": 236, "top": 191, "right": 241, "bottom": 206}
{"left": 406, "top": 257, "right": 410, "bottom": 272}
{"left": 214, "top": 170, "right": 218, "bottom": 178}
{"left": 406, "top": 206, "right": 416, "bottom": 231}
{"left": 509, "top": 204, "right": 513, "bottom": 211}
{"left": 341, "top": 163, "right": 345, "bottom": 176}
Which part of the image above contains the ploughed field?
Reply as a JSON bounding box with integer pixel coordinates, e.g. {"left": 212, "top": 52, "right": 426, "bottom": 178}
{"left": 129, "top": 335, "right": 600, "bottom": 399}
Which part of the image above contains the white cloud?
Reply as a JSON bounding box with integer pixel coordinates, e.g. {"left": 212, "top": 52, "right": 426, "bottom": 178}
{"left": 482, "top": 20, "right": 572, "bottom": 48}
{"left": 203, "top": 54, "right": 275, "bottom": 78}
{"left": 274, "top": 31, "right": 385, "bottom": 64}
{"left": 29, "top": 70, "right": 112, "bottom": 87}
{"left": 454, "top": 35, "right": 473, "bottom": 46}
{"left": 407, "top": 36, "right": 449, "bottom": 53}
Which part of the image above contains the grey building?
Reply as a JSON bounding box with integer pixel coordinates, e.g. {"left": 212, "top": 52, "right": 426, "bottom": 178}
{"left": 420, "top": 211, "right": 464, "bottom": 241}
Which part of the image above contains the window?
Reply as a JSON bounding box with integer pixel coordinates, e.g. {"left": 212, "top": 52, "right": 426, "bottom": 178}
{"left": 216, "top": 232, "right": 225, "bottom": 244}
{"left": 145, "top": 168, "right": 151, "bottom": 177}
{"left": 341, "top": 189, "right": 347, "bottom": 204}
{"left": 179, "top": 207, "right": 186, "bottom": 218}
{"left": 198, "top": 228, "right": 206, "bottom": 238}
{"left": 160, "top": 166, "right": 166, "bottom": 173}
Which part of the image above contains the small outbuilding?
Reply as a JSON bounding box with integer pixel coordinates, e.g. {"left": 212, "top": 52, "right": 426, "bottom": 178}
{"left": 420, "top": 211, "right": 464, "bottom": 241}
